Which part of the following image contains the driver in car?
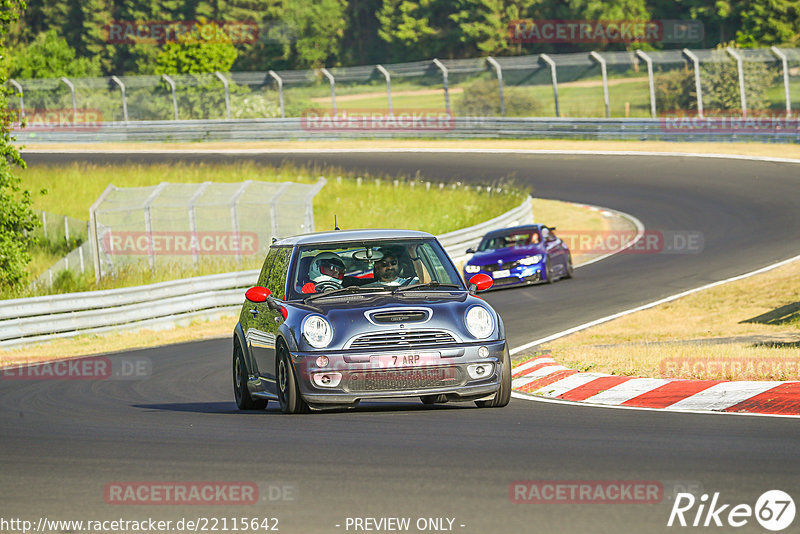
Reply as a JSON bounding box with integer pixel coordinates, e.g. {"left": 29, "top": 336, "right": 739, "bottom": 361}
{"left": 369, "top": 249, "right": 418, "bottom": 287}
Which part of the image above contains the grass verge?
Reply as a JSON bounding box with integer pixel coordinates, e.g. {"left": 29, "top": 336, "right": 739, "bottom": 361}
{"left": 538, "top": 259, "right": 800, "bottom": 381}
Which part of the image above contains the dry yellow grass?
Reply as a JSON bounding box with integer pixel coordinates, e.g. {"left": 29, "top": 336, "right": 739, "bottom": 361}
{"left": 19, "top": 139, "right": 800, "bottom": 161}
{"left": 544, "top": 259, "right": 800, "bottom": 380}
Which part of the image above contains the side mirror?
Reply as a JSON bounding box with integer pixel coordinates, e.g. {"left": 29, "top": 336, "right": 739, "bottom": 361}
{"left": 466, "top": 248, "right": 475, "bottom": 254}
{"left": 468, "top": 273, "right": 493, "bottom": 293}
{"left": 245, "top": 286, "right": 271, "bottom": 303}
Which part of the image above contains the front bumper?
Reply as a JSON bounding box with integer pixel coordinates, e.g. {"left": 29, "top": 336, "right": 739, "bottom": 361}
{"left": 465, "top": 265, "right": 543, "bottom": 288}
{"left": 291, "top": 340, "right": 507, "bottom": 405}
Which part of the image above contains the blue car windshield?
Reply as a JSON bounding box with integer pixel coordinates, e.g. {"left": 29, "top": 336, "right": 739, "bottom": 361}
{"left": 478, "top": 231, "right": 540, "bottom": 251}
{"left": 287, "top": 238, "right": 464, "bottom": 300}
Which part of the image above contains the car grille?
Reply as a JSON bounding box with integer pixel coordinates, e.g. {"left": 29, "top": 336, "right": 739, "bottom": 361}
{"left": 481, "top": 260, "right": 519, "bottom": 272}
{"left": 347, "top": 367, "right": 462, "bottom": 392}
{"left": 349, "top": 329, "right": 457, "bottom": 349}
{"left": 369, "top": 310, "right": 429, "bottom": 324}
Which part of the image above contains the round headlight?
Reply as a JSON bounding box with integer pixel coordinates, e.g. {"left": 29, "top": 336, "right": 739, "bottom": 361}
{"left": 303, "top": 315, "right": 333, "bottom": 348}
{"left": 465, "top": 306, "right": 494, "bottom": 339}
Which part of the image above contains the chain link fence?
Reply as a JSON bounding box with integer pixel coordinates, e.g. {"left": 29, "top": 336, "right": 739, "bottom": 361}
{"left": 7, "top": 47, "right": 798, "bottom": 125}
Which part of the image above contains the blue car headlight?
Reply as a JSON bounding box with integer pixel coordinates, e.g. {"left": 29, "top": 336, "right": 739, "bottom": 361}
{"left": 518, "top": 254, "right": 542, "bottom": 266}
{"left": 302, "top": 315, "right": 333, "bottom": 348}
{"left": 465, "top": 305, "right": 494, "bottom": 339}
{"left": 464, "top": 265, "right": 481, "bottom": 273}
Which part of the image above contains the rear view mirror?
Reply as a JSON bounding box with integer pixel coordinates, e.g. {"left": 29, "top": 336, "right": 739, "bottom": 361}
{"left": 468, "top": 273, "right": 493, "bottom": 293}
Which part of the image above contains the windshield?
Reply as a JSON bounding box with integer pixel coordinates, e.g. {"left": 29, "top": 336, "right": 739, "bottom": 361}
{"left": 477, "top": 230, "right": 541, "bottom": 251}
{"left": 287, "top": 238, "right": 464, "bottom": 300}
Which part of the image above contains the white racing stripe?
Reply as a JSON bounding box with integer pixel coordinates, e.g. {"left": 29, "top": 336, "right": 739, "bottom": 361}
{"left": 667, "top": 381, "right": 785, "bottom": 411}
{"left": 511, "top": 365, "right": 568, "bottom": 389}
{"left": 511, "top": 356, "right": 556, "bottom": 375}
{"left": 581, "top": 378, "right": 672, "bottom": 405}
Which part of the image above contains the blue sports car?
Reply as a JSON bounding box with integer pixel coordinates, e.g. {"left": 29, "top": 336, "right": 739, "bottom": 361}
{"left": 463, "top": 224, "right": 573, "bottom": 288}
{"left": 233, "top": 229, "right": 511, "bottom": 414}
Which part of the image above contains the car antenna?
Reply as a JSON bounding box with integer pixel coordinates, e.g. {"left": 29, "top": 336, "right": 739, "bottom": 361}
{"left": 334, "top": 215, "right": 340, "bottom": 231}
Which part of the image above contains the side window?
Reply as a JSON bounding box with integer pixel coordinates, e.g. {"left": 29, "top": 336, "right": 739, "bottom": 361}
{"left": 265, "top": 247, "right": 292, "bottom": 300}
{"left": 257, "top": 248, "right": 279, "bottom": 288}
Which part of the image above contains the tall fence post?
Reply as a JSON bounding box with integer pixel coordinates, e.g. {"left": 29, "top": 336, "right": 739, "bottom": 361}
{"left": 268, "top": 70, "right": 285, "bottom": 118}
{"left": 320, "top": 68, "right": 336, "bottom": 116}
{"left": 269, "top": 183, "right": 291, "bottom": 239}
{"left": 589, "top": 51, "right": 610, "bottom": 118}
{"left": 187, "top": 182, "right": 211, "bottom": 266}
{"left": 432, "top": 59, "right": 451, "bottom": 115}
{"left": 214, "top": 72, "right": 231, "bottom": 119}
{"left": 90, "top": 184, "right": 116, "bottom": 283}
{"left": 303, "top": 178, "right": 327, "bottom": 232}
{"left": 486, "top": 57, "right": 505, "bottom": 116}
{"left": 682, "top": 49, "right": 704, "bottom": 119}
{"left": 60, "top": 77, "right": 77, "bottom": 122}
{"left": 162, "top": 74, "right": 179, "bottom": 120}
{"left": 770, "top": 47, "right": 791, "bottom": 117}
{"left": 635, "top": 50, "right": 656, "bottom": 118}
{"left": 9, "top": 79, "right": 24, "bottom": 117}
{"left": 726, "top": 48, "right": 747, "bottom": 117}
{"left": 230, "top": 181, "right": 253, "bottom": 266}
{"left": 143, "top": 183, "right": 168, "bottom": 271}
{"left": 376, "top": 65, "right": 393, "bottom": 115}
{"left": 111, "top": 75, "right": 128, "bottom": 122}
{"left": 539, "top": 54, "right": 560, "bottom": 118}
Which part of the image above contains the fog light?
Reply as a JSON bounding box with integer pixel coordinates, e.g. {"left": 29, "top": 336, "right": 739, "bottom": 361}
{"left": 467, "top": 363, "right": 494, "bottom": 379}
{"left": 478, "top": 346, "right": 489, "bottom": 358}
{"left": 316, "top": 355, "right": 329, "bottom": 368}
{"left": 312, "top": 372, "right": 341, "bottom": 388}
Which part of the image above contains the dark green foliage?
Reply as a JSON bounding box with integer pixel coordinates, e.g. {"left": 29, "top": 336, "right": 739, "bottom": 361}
{"left": 654, "top": 68, "right": 696, "bottom": 112}
{"left": 10, "top": 29, "right": 102, "bottom": 79}
{"left": 457, "top": 78, "right": 540, "bottom": 117}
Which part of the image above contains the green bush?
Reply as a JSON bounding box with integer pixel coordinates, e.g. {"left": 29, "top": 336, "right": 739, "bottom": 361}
{"left": 457, "top": 79, "right": 540, "bottom": 117}
{"left": 655, "top": 68, "right": 696, "bottom": 113}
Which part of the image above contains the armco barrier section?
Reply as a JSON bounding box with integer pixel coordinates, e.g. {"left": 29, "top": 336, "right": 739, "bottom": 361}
{"left": 0, "top": 198, "right": 533, "bottom": 348}
{"left": 11, "top": 117, "right": 800, "bottom": 144}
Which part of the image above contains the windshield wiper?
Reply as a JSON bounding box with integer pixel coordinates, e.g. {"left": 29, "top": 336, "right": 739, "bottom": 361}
{"left": 303, "top": 285, "right": 389, "bottom": 302}
{"left": 394, "top": 282, "right": 462, "bottom": 292}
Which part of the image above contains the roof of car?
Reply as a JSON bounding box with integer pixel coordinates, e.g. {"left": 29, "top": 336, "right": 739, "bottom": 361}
{"left": 482, "top": 224, "right": 543, "bottom": 239}
{"left": 273, "top": 229, "right": 435, "bottom": 247}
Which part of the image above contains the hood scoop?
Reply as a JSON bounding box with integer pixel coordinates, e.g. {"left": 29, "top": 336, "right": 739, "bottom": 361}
{"left": 367, "top": 308, "right": 431, "bottom": 325}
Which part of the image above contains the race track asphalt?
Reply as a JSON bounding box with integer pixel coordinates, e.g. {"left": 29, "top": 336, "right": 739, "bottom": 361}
{"left": 3, "top": 150, "right": 799, "bottom": 533}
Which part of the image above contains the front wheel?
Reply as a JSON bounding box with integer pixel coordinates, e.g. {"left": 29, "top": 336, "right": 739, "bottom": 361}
{"left": 233, "top": 343, "right": 267, "bottom": 410}
{"left": 564, "top": 253, "right": 574, "bottom": 279}
{"left": 475, "top": 348, "right": 512, "bottom": 408}
{"left": 276, "top": 346, "right": 310, "bottom": 414}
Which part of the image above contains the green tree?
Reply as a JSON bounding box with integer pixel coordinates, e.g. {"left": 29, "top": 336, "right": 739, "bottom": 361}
{"left": 10, "top": 29, "right": 101, "bottom": 79}
{"left": 736, "top": 0, "right": 800, "bottom": 47}
{"left": 449, "top": 0, "right": 539, "bottom": 56}
{"left": 277, "top": 0, "right": 347, "bottom": 68}
{"left": 156, "top": 21, "right": 238, "bottom": 74}
{"left": 1, "top": 0, "right": 41, "bottom": 291}
{"left": 78, "top": 0, "right": 115, "bottom": 73}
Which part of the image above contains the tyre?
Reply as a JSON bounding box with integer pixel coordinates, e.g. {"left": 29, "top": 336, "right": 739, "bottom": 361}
{"left": 420, "top": 394, "right": 448, "bottom": 405}
{"left": 544, "top": 255, "right": 555, "bottom": 284}
{"left": 564, "top": 253, "right": 574, "bottom": 279}
{"left": 276, "top": 345, "right": 310, "bottom": 414}
{"left": 475, "top": 348, "right": 512, "bottom": 408}
{"left": 233, "top": 342, "right": 267, "bottom": 410}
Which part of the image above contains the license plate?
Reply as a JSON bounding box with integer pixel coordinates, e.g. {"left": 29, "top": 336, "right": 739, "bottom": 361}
{"left": 369, "top": 352, "right": 440, "bottom": 368}
{"left": 493, "top": 269, "right": 511, "bottom": 278}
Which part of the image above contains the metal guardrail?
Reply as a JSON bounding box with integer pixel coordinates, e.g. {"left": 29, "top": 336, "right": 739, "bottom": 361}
{"left": 0, "top": 199, "right": 533, "bottom": 348}
{"left": 13, "top": 117, "right": 799, "bottom": 143}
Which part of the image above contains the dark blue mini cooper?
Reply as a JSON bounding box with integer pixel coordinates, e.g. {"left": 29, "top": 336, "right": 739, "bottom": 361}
{"left": 233, "top": 229, "right": 511, "bottom": 413}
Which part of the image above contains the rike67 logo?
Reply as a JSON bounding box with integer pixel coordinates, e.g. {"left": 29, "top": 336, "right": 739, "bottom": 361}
{"left": 668, "top": 490, "right": 795, "bottom": 531}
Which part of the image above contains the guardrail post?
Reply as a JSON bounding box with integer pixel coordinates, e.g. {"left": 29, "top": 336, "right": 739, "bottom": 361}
{"left": 726, "top": 48, "right": 747, "bottom": 117}
{"left": 8, "top": 79, "right": 24, "bottom": 117}
{"left": 162, "top": 74, "right": 179, "bottom": 120}
{"left": 376, "top": 65, "right": 393, "bottom": 115}
{"left": 320, "top": 68, "right": 336, "bottom": 116}
{"left": 215, "top": 71, "right": 231, "bottom": 119}
{"left": 635, "top": 50, "right": 656, "bottom": 118}
{"left": 590, "top": 52, "right": 610, "bottom": 118}
{"left": 770, "top": 47, "right": 791, "bottom": 117}
{"left": 230, "top": 181, "right": 253, "bottom": 266}
{"left": 110, "top": 75, "right": 128, "bottom": 122}
{"left": 60, "top": 77, "right": 77, "bottom": 122}
{"left": 187, "top": 182, "right": 212, "bottom": 266}
{"left": 539, "top": 54, "right": 560, "bottom": 118}
{"left": 268, "top": 70, "right": 285, "bottom": 118}
{"left": 486, "top": 57, "right": 505, "bottom": 116}
{"left": 90, "top": 184, "right": 116, "bottom": 283}
{"left": 432, "top": 59, "right": 451, "bottom": 115}
{"left": 682, "top": 49, "right": 704, "bottom": 119}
